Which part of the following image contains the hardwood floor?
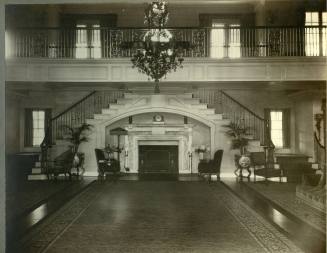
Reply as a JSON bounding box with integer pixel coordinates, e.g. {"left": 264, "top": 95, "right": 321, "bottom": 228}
{"left": 9, "top": 176, "right": 326, "bottom": 253}
{"left": 6, "top": 178, "right": 95, "bottom": 252}
{"left": 221, "top": 178, "right": 326, "bottom": 253}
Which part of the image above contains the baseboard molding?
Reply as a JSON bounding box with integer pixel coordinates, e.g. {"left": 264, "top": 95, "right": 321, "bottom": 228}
{"left": 82, "top": 171, "right": 238, "bottom": 178}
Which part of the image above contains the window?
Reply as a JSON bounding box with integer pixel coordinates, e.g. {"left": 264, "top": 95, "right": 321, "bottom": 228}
{"left": 210, "top": 22, "right": 225, "bottom": 58}
{"left": 229, "top": 24, "right": 241, "bottom": 58}
{"left": 76, "top": 21, "right": 101, "bottom": 59}
{"left": 270, "top": 111, "right": 283, "bottom": 148}
{"left": 265, "top": 109, "right": 290, "bottom": 149}
{"left": 322, "top": 12, "right": 327, "bottom": 56}
{"left": 210, "top": 20, "right": 240, "bottom": 58}
{"left": 32, "top": 110, "right": 45, "bottom": 146}
{"left": 305, "top": 11, "right": 327, "bottom": 56}
{"left": 24, "top": 109, "right": 51, "bottom": 147}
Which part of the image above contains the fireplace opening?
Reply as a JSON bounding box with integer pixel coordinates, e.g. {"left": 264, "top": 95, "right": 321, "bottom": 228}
{"left": 139, "top": 145, "right": 178, "bottom": 174}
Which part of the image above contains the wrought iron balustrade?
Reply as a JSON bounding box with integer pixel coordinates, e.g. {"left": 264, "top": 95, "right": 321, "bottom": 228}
{"left": 6, "top": 26, "right": 327, "bottom": 59}
{"left": 193, "top": 89, "right": 268, "bottom": 146}
{"left": 47, "top": 90, "right": 124, "bottom": 144}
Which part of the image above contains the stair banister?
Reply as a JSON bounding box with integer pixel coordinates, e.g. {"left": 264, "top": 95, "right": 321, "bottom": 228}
{"left": 42, "top": 90, "right": 125, "bottom": 148}
{"left": 193, "top": 89, "right": 273, "bottom": 147}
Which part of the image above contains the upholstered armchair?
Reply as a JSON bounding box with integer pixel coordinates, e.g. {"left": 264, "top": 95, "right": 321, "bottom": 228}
{"left": 198, "top": 149, "right": 223, "bottom": 180}
{"left": 43, "top": 149, "right": 75, "bottom": 180}
{"left": 250, "top": 152, "right": 282, "bottom": 182}
{"left": 95, "top": 148, "right": 120, "bottom": 177}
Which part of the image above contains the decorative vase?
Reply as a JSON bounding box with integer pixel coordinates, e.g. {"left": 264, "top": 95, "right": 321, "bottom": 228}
{"left": 234, "top": 154, "right": 251, "bottom": 178}
{"left": 238, "top": 155, "right": 251, "bottom": 168}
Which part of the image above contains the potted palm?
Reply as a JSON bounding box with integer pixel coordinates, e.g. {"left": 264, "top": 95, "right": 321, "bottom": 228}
{"left": 63, "top": 123, "right": 93, "bottom": 175}
{"left": 223, "top": 121, "right": 252, "bottom": 175}
{"left": 224, "top": 121, "right": 251, "bottom": 155}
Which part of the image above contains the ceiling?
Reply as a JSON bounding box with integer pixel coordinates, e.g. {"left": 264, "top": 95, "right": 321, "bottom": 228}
{"left": 4, "top": 0, "right": 306, "bottom": 6}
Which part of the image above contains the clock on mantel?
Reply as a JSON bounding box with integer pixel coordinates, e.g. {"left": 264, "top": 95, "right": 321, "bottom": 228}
{"left": 153, "top": 114, "right": 164, "bottom": 124}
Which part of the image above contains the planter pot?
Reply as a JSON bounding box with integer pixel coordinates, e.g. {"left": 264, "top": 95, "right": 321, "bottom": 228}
{"left": 234, "top": 154, "right": 251, "bottom": 178}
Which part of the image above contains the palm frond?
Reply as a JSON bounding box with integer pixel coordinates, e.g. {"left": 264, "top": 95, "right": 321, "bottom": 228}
{"left": 61, "top": 123, "right": 93, "bottom": 152}
{"left": 222, "top": 120, "right": 252, "bottom": 153}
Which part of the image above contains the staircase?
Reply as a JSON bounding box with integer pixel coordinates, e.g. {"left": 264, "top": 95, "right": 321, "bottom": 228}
{"left": 88, "top": 93, "right": 223, "bottom": 123}
{"left": 28, "top": 158, "right": 48, "bottom": 180}
{"left": 28, "top": 89, "right": 271, "bottom": 180}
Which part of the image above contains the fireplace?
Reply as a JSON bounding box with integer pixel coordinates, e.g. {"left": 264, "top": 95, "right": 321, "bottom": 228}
{"left": 122, "top": 124, "right": 194, "bottom": 173}
{"left": 139, "top": 145, "right": 178, "bottom": 174}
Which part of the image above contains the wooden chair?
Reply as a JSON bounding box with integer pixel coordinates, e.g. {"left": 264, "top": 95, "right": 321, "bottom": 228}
{"left": 44, "top": 149, "right": 75, "bottom": 180}
{"left": 95, "top": 149, "right": 120, "bottom": 177}
{"left": 198, "top": 149, "right": 223, "bottom": 180}
{"left": 250, "top": 151, "right": 282, "bottom": 182}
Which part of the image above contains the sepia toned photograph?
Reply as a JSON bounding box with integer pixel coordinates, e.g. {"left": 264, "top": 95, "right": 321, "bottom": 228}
{"left": 2, "top": 0, "right": 326, "bottom": 252}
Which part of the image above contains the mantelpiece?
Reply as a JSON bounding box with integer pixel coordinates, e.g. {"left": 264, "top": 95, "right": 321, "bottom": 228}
{"left": 124, "top": 123, "right": 194, "bottom": 173}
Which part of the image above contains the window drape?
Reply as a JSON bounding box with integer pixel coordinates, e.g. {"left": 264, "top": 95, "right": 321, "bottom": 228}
{"left": 282, "top": 108, "right": 291, "bottom": 148}
{"left": 264, "top": 108, "right": 272, "bottom": 145}
{"left": 60, "top": 14, "right": 117, "bottom": 58}
{"left": 24, "top": 108, "right": 33, "bottom": 147}
{"left": 44, "top": 109, "right": 52, "bottom": 145}
{"left": 24, "top": 108, "right": 52, "bottom": 147}
{"left": 264, "top": 108, "right": 291, "bottom": 148}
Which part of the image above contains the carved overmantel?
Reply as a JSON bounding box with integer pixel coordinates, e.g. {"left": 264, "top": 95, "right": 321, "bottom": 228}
{"left": 79, "top": 93, "right": 232, "bottom": 176}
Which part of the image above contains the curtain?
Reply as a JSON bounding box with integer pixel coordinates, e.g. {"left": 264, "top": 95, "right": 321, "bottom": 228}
{"left": 60, "top": 14, "right": 78, "bottom": 58}
{"left": 44, "top": 109, "right": 52, "bottom": 145}
{"left": 25, "top": 108, "right": 52, "bottom": 147}
{"left": 61, "top": 14, "right": 117, "bottom": 59}
{"left": 100, "top": 14, "right": 117, "bottom": 58}
{"left": 24, "top": 108, "right": 33, "bottom": 147}
{"left": 282, "top": 109, "right": 291, "bottom": 148}
{"left": 264, "top": 108, "right": 271, "bottom": 146}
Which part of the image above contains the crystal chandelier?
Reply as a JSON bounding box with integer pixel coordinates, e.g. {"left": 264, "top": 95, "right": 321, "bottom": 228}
{"left": 122, "top": 1, "right": 192, "bottom": 93}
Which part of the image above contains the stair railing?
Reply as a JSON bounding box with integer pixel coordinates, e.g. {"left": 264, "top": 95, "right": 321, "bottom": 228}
{"left": 220, "top": 90, "right": 267, "bottom": 145}
{"left": 193, "top": 89, "right": 271, "bottom": 146}
{"left": 43, "top": 90, "right": 125, "bottom": 146}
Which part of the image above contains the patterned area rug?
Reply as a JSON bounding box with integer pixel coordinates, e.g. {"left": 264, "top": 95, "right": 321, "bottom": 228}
{"left": 244, "top": 182, "right": 326, "bottom": 233}
{"left": 19, "top": 181, "right": 304, "bottom": 253}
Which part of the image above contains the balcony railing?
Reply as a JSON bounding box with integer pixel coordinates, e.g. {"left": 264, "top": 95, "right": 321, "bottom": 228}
{"left": 5, "top": 26, "right": 327, "bottom": 59}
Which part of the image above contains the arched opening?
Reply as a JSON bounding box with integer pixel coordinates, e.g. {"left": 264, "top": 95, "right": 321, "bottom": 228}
{"left": 103, "top": 111, "right": 212, "bottom": 174}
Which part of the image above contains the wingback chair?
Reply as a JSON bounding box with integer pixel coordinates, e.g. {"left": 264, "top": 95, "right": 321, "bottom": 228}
{"left": 95, "top": 148, "right": 120, "bottom": 177}
{"left": 250, "top": 152, "right": 282, "bottom": 182}
{"left": 44, "top": 149, "right": 75, "bottom": 180}
{"left": 198, "top": 149, "right": 223, "bottom": 180}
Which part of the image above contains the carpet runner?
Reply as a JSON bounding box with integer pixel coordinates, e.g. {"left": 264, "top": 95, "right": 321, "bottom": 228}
{"left": 19, "top": 181, "right": 304, "bottom": 253}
